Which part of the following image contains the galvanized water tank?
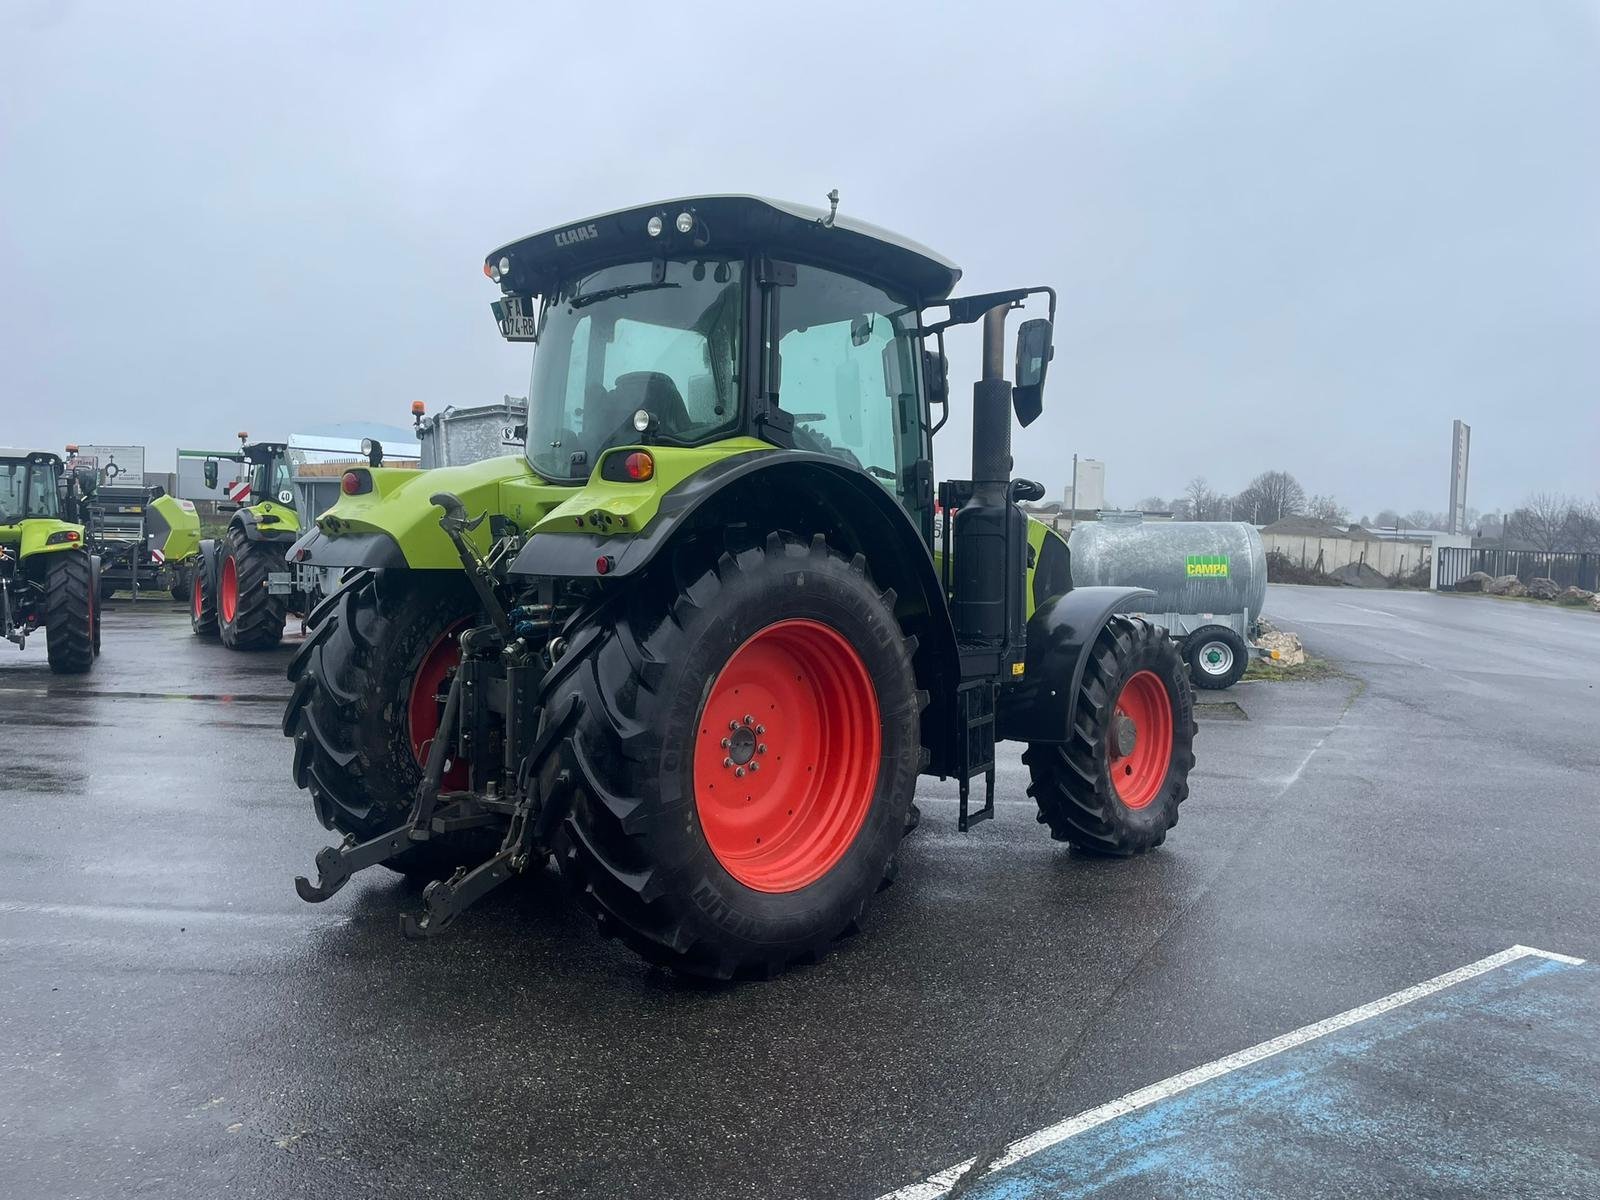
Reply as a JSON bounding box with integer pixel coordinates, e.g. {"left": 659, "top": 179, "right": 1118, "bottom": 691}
{"left": 417, "top": 398, "right": 527, "bottom": 469}
{"left": 1067, "top": 515, "right": 1268, "bottom": 621}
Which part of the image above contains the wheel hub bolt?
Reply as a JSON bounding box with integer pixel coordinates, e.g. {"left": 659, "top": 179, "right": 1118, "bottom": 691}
{"left": 743, "top": 714, "right": 754, "bottom": 725}
{"left": 756, "top": 724, "right": 766, "bottom": 735}
{"left": 757, "top": 743, "right": 767, "bottom": 755}
{"left": 749, "top": 761, "right": 759, "bottom": 772}
{"left": 720, "top": 737, "right": 730, "bottom": 749}
{"left": 723, "top": 757, "right": 734, "bottom": 768}
{"left": 734, "top": 767, "right": 745, "bottom": 778}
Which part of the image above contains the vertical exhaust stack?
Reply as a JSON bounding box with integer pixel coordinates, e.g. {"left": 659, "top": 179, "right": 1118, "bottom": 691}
{"left": 951, "top": 305, "right": 1027, "bottom": 674}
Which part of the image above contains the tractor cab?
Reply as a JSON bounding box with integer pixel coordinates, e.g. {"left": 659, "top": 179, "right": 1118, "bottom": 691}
{"left": 0, "top": 450, "right": 65, "bottom": 534}
{"left": 204, "top": 436, "right": 295, "bottom": 509}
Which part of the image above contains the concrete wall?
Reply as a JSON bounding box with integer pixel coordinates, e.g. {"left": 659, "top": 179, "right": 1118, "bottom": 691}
{"left": 1262, "top": 532, "right": 1435, "bottom": 581}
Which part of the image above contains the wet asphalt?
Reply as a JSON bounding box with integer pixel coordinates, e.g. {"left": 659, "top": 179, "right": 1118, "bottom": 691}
{"left": 2, "top": 585, "right": 1597, "bottom": 1199}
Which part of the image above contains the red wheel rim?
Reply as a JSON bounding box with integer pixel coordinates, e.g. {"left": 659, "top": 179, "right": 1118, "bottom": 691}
{"left": 693, "top": 619, "right": 881, "bottom": 893}
{"left": 1109, "top": 669, "right": 1175, "bottom": 810}
{"left": 408, "top": 620, "right": 470, "bottom": 791}
{"left": 220, "top": 555, "right": 238, "bottom": 623}
{"left": 192, "top": 574, "right": 202, "bottom": 618}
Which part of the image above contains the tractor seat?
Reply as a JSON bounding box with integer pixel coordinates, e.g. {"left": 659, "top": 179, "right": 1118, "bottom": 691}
{"left": 607, "top": 371, "right": 691, "bottom": 432}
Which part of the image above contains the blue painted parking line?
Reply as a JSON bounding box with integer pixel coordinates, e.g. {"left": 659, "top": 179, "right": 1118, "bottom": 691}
{"left": 881, "top": 946, "right": 1597, "bottom": 1199}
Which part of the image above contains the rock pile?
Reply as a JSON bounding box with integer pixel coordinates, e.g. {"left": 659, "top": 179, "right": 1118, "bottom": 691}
{"left": 1253, "top": 628, "right": 1307, "bottom": 667}
{"left": 1484, "top": 575, "right": 1529, "bottom": 597}
{"left": 1526, "top": 577, "right": 1562, "bottom": 600}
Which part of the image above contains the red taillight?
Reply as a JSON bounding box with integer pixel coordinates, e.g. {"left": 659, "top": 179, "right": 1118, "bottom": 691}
{"left": 341, "top": 471, "right": 361, "bottom": 495}
{"left": 595, "top": 555, "right": 613, "bottom": 575}
{"left": 623, "top": 451, "right": 654, "bottom": 481}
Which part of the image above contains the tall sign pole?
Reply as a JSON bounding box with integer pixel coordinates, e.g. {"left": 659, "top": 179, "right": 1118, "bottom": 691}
{"left": 1448, "top": 420, "right": 1471, "bottom": 535}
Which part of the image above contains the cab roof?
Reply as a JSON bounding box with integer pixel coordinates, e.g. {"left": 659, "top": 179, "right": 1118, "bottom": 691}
{"left": 485, "top": 195, "right": 962, "bottom": 304}
{"left": 0, "top": 449, "right": 62, "bottom": 465}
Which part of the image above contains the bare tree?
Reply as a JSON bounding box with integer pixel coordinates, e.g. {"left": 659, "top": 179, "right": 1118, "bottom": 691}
{"left": 1568, "top": 498, "right": 1600, "bottom": 553}
{"left": 1184, "top": 476, "right": 1223, "bottom": 522}
{"left": 1306, "top": 494, "right": 1348, "bottom": 523}
{"left": 1506, "top": 492, "right": 1578, "bottom": 551}
{"left": 1134, "top": 495, "right": 1169, "bottom": 514}
{"left": 1404, "top": 509, "right": 1438, "bottom": 531}
{"left": 1232, "top": 470, "right": 1306, "bottom": 525}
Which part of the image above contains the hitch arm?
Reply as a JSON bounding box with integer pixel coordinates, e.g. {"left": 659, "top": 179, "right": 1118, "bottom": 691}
{"left": 431, "top": 491, "right": 515, "bottom": 642}
{"left": 399, "top": 693, "right": 583, "bottom": 939}
{"left": 293, "top": 665, "right": 466, "bottom": 903}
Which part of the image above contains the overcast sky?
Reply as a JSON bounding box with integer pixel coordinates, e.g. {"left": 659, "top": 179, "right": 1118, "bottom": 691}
{"left": 3, "top": 0, "right": 1596, "bottom": 517}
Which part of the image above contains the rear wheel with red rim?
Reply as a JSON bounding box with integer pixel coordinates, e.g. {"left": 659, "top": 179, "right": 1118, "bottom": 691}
{"left": 1024, "top": 616, "right": 1196, "bottom": 856}
{"left": 555, "top": 533, "right": 921, "bottom": 979}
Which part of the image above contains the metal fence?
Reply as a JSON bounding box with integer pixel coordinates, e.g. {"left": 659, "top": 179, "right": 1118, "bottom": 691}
{"left": 1435, "top": 546, "right": 1600, "bottom": 591}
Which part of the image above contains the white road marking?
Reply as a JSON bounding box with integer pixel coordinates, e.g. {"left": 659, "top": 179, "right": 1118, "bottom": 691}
{"left": 875, "top": 944, "right": 1585, "bottom": 1200}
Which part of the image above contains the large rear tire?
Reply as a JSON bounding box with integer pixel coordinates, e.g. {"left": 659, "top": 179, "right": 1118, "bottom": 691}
{"left": 283, "top": 570, "right": 483, "bottom": 876}
{"left": 1024, "top": 616, "right": 1196, "bottom": 856}
{"left": 218, "top": 526, "right": 285, "bottom": 650}
{"left": 554, "top": 533, "right": 921, "bottom": 979}
{"left": 45, "top": 551, "right": 95, "bottom": 674}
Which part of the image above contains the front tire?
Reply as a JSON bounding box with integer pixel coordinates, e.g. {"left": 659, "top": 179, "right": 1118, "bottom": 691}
{"left": 45, "top": 551, "right": 95, "bottom": 674}
{"left": 170, "top": 563, "right": 193, "bottom": 603}
{"left": 1185, "top": 626, "right": 1248, "bottom": 690}
{"left": 554, "top": 533, "right": 921, "bottom": 979}
{"left": 218, "top": 526, "right": 285, "bottom": 650}
{"left": 283, "top": 570, "right": 482, "bottom": 875}
{"left": 1024, "top": 616, "right": 1196, "bottom": 856}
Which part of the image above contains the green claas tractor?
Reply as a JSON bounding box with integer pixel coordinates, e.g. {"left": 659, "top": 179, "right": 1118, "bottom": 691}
{"left": 285, "top": 195, "right": 1197, "bottom": 977}
{"left": 191, "top": 435, "right": 305, "bottom": 649}
{"left": 0, "top": 449, "right": 101, "bottom": 672}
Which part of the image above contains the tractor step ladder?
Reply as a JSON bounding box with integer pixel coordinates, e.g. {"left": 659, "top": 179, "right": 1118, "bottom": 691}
{"left": 955, "top": 680, "right": 997, "bottom": 830}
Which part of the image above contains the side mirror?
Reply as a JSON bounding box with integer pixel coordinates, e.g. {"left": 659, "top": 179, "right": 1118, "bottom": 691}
{"left": 922, "top": 349, "right": 948, "bottom": 409}
{"left": 203, "top": 459, "right": 219, "bottom": 489}
{"left": 75, "top": 466, "right": 98, "bottom": 497}
{"left": 1012, "top": 318, "right": 1053, "bottom": 427}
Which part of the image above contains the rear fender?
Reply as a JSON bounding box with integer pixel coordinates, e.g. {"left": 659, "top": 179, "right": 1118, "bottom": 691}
{"left": 15, "top": 520, "right": 88, "bottom": 561}
{"left": 997, "top": 586, "right": 1156, "bottom": 744}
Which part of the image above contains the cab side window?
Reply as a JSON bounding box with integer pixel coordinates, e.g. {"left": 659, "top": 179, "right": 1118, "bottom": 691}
{"left": 776, "top": 265, "right": 924, "bottom": 513}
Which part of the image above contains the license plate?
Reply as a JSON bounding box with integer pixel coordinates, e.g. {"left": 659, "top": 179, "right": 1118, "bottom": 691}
{"left": 493, "top": 295, "right": 539, "bottom": 341}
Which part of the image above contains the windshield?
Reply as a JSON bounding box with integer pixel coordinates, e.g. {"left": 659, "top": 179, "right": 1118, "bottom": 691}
{"left": 525, "top": 258, "right": 742, "bottom": 481}
{"left": 0, "top": 461, "right": 60, "bottom": 524}
{"left": 251, "top": 457, "right": 295, "bottom": 507}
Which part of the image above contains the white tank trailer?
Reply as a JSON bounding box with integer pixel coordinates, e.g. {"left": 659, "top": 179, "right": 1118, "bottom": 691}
{"left": 1068, "top": 513, "right": 1268, "bottom": 688}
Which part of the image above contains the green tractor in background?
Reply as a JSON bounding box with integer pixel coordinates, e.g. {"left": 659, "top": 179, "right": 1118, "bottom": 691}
{"left": 191, "top": 435, "right": 305, "bottom": 649}
{"left": 0, "top": 449, "right": 101, "bottom": 672}
{"left": 285, "top": 195, "right": 1197, "bottom": 978}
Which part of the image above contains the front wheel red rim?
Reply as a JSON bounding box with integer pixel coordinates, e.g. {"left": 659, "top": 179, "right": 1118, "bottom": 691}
{"left": 220, "top": 556, "right": 238, "bottom": 623}
{"left": 693, "top": 619, "right": 881, "bottom": 893}
{"left": 1109, "top": 669, "right": 1175, "bottom": 809}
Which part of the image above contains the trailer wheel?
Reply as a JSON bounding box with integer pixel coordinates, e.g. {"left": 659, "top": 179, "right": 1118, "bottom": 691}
{"left": 191, "top": 547, "right": 219, "bottom": 637}
{"left": 554, "top": 534, "right": 921, "bottom": 979}
{"left": 169, "top": 563, "right": 192, "bottom": 603}
{"left": 283, "top": 570, "right": 484, "bottom": 876}
{"left": 45, "top": 551, "right": 96, "bottom": 674}
{"left": 1184, "top": 626, "right": 1248, "bottom": 690}
{"left": 218, "top": 526, "right": 285, "bottom": 650}
{"left": 1024, "top": 616, "right": 1196, "bottom": 856}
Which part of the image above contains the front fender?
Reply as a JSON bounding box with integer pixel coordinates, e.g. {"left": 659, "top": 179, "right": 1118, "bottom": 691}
{"left": 997, "top": 586, "right": 1156, "bottom": 744}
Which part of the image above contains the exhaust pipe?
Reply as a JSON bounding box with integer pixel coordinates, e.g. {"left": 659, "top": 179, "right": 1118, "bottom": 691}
{"left": 970, "top": 305, "right": 1012, "bottom": 510}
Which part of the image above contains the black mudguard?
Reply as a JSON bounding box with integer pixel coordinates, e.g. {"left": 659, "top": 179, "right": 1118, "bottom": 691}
{"left": 997, "top": 585, "right": 1156, "bottom": 744}
{"left": 196, "top": 538, "right": 221, "bottom": 597}
{"left": 283, "top": 528, "right": 407, "bottom": 571}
